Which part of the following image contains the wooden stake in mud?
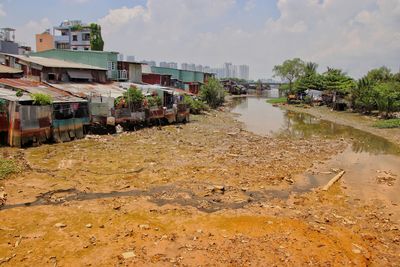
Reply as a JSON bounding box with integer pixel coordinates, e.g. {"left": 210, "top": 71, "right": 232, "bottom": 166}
{"left": 322, "top": 171, "right": 345, "bottom": 191}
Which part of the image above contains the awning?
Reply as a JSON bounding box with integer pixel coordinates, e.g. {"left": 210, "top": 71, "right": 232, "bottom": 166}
{"left": 67, "top": 70, "right": 93, "bottom": 80}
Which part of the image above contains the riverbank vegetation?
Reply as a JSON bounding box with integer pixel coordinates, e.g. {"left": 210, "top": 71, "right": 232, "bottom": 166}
{"left": 183, "top": 95, "right": 208, "bottom": 114}
{"left": 373, "top": 118, "right": 400, "bottom": 129}
{"left": 273, "top": 59, "right": 400, "bottom": 126}
{"left": 266, "top": 97, "right": 287, "bottom": 104}
{"left": 0, "top": 158, "right": 19, "bottom": 180}
{"left": 200, "top": 77, "right": 225, "bottom": 108}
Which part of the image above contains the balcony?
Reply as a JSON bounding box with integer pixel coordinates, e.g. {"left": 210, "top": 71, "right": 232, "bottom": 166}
{"left": 54, "top": 35, "right": 70, "bottom": 43}
{"left": 118, "top": 70, "right": 128, "bottom": 81}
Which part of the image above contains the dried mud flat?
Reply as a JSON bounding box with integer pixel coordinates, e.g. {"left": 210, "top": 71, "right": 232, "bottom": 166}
{"left": 0, "top": 110, "right": 399, "bottom": 266}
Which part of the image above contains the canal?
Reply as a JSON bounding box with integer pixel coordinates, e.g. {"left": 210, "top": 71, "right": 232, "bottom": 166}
{"left": 232, "top": 97, "right": 400, "bottom": 220}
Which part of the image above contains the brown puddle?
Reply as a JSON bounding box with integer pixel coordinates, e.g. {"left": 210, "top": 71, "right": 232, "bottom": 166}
{"left": 232, "top": 97, "right": 400, "bottom": 220}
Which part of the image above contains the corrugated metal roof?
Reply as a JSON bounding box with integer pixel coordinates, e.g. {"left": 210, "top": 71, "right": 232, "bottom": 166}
{"left": 0, "top": 65, "right": 23, "bottom": 74}
{"left": 67, "top": 70, "right": 93, "bottom": 80}
{"left": 0, "top": 87, "right": 31, "bottom": 102}
{"left": 119, "top": 60, "right": 143, "bottom": 65}
{"left": 141, "top": 65, "right": 152, "bottom": 74}
{"left": 9, "top": 54, "right": 107, "bottom": 71}
{"left": 48, "top": 82, "right": 127, "bottom": 99}
{"left": 0, "top": 78, "right": 86, "bottom": 103}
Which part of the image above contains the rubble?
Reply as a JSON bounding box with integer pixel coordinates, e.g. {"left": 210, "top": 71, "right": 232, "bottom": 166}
{"left": 376, "top": 170, "right": 397, "bottom": 186}
{"left": 0, "top": 109, "right": 399, "bottom": 266}
{"left": 0, "top": 187, "right": 6, "bottom": 207}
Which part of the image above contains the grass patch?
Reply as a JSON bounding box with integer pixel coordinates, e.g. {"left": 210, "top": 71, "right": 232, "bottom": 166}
{"left": 373, "top": 118, "right": 400, "bottom": 129}
{"left": 0, "top": 158, "right": 19, "bottom": 179}
{"left": 266, "top": 97, "right": 287, "bottom": 104}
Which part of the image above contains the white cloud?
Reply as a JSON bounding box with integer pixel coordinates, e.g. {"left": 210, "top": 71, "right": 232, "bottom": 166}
{"left": 98, "top": 0, "right": 400, "bottom": 79}
{"left": 16, "top": 18, "right": 52, "bottom": 47}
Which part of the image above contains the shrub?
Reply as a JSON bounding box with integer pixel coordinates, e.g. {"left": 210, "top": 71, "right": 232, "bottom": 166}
{"left": 31, "top": 93, "right": 52, "bottom": 105}
{"left": 183, "top": 95, "right": 208, "bottom": 114}
{"left": 0, "top": 158, "right": 19, "bottom": 180}
{"left": 200, "top": 78, "right": 225, "bottom": 108}
{"left": 147, "top": 95, "right": 162, "bottom": 108}
{"left": 123, "top": 86, "right": 144, "bottom": 110}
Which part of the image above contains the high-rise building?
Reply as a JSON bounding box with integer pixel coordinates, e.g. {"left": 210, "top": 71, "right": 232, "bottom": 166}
{"left": 159, "top": 61, "right": 178, "bottom": 69}
{"left": 127, "top": 55, "right": 136, "bottom": 62}
{"left": 238, "top": 65, "right": 250, "bottom": 80}
{"left": 141, "top": 60, "right": 156, "bottom": 67}
{"left": 203, "top": 66, "right": 211, "bottom": 73}
{"left": 181, "top": 63, "right": 196, "bottom": 71}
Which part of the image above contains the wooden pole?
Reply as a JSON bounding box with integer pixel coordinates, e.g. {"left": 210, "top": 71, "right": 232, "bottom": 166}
{"left": 322, "top": 171, "right": 345, "bottom": 191}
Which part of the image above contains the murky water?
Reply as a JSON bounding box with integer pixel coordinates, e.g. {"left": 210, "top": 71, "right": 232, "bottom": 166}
{"left": 232, "top": 97, "right": 400, "bottom": 215}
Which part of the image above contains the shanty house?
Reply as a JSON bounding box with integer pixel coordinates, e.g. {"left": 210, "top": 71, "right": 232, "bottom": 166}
{"left": 31, "top": 49, "right": 122, "bottom": 80}
{"left": 0, "top": 65, "right": 23, "bottom": 78}
{"left": 150, "top": 66, "right": 214, "bottom": 94}
{"left": 0, "top": 53, "right": 108, "bottom": 83}
{"left": 117, "top": 61, "right": 143, "bottom": 83}
{"left": 0, "top": 78, "right": 88, "bottom": 147}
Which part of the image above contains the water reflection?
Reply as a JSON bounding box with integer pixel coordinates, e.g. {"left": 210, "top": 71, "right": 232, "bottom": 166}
{"left": 232, "top": 97, "right": 400, "bottom": 155}
{"left": 231, "top": 97, "right": 400, "bottom": 212}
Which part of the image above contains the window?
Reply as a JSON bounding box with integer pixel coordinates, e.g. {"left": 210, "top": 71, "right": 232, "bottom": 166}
{"left": 56, "top": 43, "right": 70, "bottom": 49}
{"left": 84, "top": 47, "right": 89, "bottom": 51}
{"left": 39, "top": 39, "right": 43, "bottom": 43}
{"left": 73, "top": 47, "right": 78, "bottom": 51}
{"left": 48, "top": 73, "right": 56, "bottom": 81}
{"left": 72, "top": 35, "right": 78, "bottom": 41}
{"left": 107, "top": 61, "right": 116, "bottom": 71}
{"left": 82, "top": 33, "right": 90, "bottom": 41}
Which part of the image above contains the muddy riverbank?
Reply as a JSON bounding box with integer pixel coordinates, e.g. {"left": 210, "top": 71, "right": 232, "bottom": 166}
{"left": 283, "top": 104, "right": 400, "bottom": 147}
{"left": 0, "top": 106, "right": 399, "bottom": 266}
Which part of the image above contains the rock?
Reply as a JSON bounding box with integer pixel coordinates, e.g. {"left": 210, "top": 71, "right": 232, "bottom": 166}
{"left": 122, "top": 251, "right": 136, "bottom": 259}
{"left": 139, "top": 224, "right": 150, "bottom": 230}
{"left": 214, "top": 185, "right": 225, "bottom": 191}
{"left": 54, "top": 223, "right": 66, "bottom": 228}
{"left": 85, "top": 224, "right": 92, "bottom": 228}
{"left": 14, "top": 236, "right": 22, "bottom": 248}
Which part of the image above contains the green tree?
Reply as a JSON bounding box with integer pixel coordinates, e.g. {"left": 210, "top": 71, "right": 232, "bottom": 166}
{"left": 351, "top": 77, "right": 376, "bottom": 113}
{"left": 366, "top": 66, "right": 393, "bottom": 84}
{"left": 200, "top": 78, "right": 225, "bottom": 108}
{"left": 295, "top": 62, "right": 324, "bottom": 93}
{"left": 373, "top": 81, "right": 400, "bottom": 117}
{"left": 273, "top": 58, "right": 305, "bottom": 93}
{"left": 90, "top": 23, "right": 104, "bottom": 51}
{"left": 322, "top": 68, "right": 355, "bottom": 95}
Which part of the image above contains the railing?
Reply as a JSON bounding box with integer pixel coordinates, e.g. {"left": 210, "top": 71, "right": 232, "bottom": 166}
{"left": 54, "top": 35, "right": 69, "bottom": 43}
{"left": 118, "top": 70, "right": 128, "bottom": 81}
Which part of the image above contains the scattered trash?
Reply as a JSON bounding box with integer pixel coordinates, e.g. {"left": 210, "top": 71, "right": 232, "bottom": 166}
{"left": 122, "top": 251, "right": 136, "bottom": 259}
{"left": 54, "top": 223, "right": 67, "bottom": 228}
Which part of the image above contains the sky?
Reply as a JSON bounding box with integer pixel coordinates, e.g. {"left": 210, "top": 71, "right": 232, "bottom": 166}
{"left": 0, "top": 0, "right": 399, "bottom": 80}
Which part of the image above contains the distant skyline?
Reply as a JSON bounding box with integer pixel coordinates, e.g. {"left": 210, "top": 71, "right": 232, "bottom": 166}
{"left": 0, "top": 0, "right": 399, "bottom": 79}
